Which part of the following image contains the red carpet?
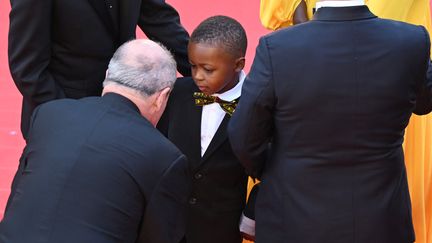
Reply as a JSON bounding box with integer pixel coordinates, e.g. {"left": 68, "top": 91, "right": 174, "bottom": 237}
{"left": 0, "top": 1, "right": 25, "bottom": 220}
{"left": 0, "top": 0, "right": 268, "bottom": 219}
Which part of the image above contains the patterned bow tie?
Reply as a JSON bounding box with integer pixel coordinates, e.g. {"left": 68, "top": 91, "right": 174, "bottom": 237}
{"left": 193, "top": 92, "right": 238, "bottom": 116}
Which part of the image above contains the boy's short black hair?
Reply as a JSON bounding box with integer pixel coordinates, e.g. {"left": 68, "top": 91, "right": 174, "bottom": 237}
{"left": 190, "top": 15, "right": 247, "bottom": 58}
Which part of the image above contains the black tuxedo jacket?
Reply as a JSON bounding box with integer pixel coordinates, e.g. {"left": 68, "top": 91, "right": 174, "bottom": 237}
{"left": 8, "top": 0, "right": 191, "bottom": 138}
{"left": 158, "top": 77, "right": 248, "bottom": 243}
{"left": 229, "top": 6, "right": 432, "bottom": 243}
{"left": 0, "top": 93, "right": 190, "bottom": 243}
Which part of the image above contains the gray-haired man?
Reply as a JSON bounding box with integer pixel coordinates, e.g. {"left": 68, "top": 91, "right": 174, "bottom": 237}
{"left": 1, "top": 39, "right": 190, "bottom": 243}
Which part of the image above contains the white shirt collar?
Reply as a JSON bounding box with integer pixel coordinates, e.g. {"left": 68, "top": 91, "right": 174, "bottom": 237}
{"left": 316, "top": 0, "right": 365, "bottom": 10}
{"left": 215, "top": 70, "right": 245, "bottom": 101}
{"left": 199, "top": 70, "right": 246, "bottom": 157}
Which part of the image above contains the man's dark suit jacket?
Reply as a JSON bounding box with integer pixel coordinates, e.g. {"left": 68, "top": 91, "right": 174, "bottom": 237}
{"left": 158, "top": 78, "right": 248, "bottom": 243}
{"left": 0, "top": 93, "right": 190, "bottom": 243}
{"left": 228, "top": 6, "right": 432, "bottom": 243}
{"left": 8, "top": 0, "right": 191, "bottom": 138}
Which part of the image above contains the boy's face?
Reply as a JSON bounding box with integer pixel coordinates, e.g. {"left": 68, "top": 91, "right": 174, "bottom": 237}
{"left": 188, "top": 42, "right": 244, "bottom": 95}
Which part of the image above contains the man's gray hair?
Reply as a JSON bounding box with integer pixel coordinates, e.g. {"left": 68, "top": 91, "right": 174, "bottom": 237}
{"left": 104, "top": 40, "right": 177, "bottom": 96}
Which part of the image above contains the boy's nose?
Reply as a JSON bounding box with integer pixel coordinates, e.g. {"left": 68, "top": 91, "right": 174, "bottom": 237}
{"left": 193, "top": 70, "right": 205, "bottom": 82}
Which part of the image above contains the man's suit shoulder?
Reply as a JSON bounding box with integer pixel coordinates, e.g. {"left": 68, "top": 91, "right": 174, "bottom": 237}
{"left": 94, "top": 100, "right": 185, "bottom": 171}
{"left": 130, "top": 122, "right": 183, "bottom": 156}
{"left": 38, "top": 96, "right": 95, "bottom": 109}
{"left": 377, "top": 18, "right": 429, "bottom": 38}
{"left": 32, "top": 96, "right": 102, "bottom": 122}
{"left": 261, "top": 16, "right": 429, "bottom": 54}
{"left": 377, "top": 17, "right": 426, "bottom": 30}
{"left": 263, "top": 15, "right": 429, "bottom": 38}
{"left": 374, "top": 18, "right": 430, "bottom": 59}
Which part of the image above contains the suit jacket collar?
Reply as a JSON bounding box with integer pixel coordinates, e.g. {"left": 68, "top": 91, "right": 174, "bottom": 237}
{"left": 102, "top": 92, "right": 140, "bottom": 114}
{"left": 313, "top": 5, "right": 376, "bottom": 21}
{"left": 315, "top": 0, "right": 365, "bottom": 10}
{"left": 186, "top": 84, "right": 203, "bottom": 169}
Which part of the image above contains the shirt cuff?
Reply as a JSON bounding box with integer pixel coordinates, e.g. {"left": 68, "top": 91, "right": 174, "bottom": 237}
{"left": 239, "top": 213, "right": 256, "bottom": 236}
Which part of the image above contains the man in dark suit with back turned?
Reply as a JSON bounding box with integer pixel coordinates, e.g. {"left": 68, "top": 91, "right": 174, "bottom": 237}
{"left": 228, "top": 0, "right": 432, "bottom": 242}
{"left": 8, "top": 0, "right": 191, "bottom": 139}
{"left": 0, "top": 39, "right": 190, "bottom": 243}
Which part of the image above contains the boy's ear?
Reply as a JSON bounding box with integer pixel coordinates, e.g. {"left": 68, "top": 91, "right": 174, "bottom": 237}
{"left": 234, "top": 57, "right": 246, "bottom": 72}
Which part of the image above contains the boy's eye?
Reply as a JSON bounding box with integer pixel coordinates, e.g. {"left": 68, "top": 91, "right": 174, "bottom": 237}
{"left": 203, "top": 67, "right": 214, "bottom": 73}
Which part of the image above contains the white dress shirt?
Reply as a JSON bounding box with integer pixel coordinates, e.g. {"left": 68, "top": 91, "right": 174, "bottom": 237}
{"left": 200, "top": 70, "right": 246, "bottom": 156}
{"left": 316, "top": 0, "right": 365, "bottom": 10}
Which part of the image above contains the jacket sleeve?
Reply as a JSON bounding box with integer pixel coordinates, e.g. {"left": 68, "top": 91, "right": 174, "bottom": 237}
{"left": 138, "top": 0, "right": 191, "bottom": 77}
{"left": 228, "top": 37, "right": 275, "bottom": 179}
{"left": 428, "top": 60, "right": 432, "bottom": 104}
{"left": 138, "top": 154, "right": 191, "bottom": 243}
{"left": 413, "top": 27, "right": 432, "bottom": 115}
{"left": 8, "top": 0, "right": 66, "bottom": 107}
{"left": 413, "top": 60, "right": 432, "bottom": 115}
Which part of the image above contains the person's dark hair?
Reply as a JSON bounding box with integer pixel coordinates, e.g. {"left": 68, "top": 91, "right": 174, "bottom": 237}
{"left": 190, "top": 15, "right": 247, "bottom": 57}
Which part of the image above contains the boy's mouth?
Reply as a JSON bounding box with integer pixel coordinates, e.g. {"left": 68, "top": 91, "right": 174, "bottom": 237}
{"left": 198, "top": 86, "right": 207, "bottom": 92}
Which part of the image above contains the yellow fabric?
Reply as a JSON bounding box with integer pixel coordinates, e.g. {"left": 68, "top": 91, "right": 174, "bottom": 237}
{"left": 258, "top": 1, "right": 432, "bottom": 243}
{"left": 260, "top": 0, "right": 317, "bottom": 30}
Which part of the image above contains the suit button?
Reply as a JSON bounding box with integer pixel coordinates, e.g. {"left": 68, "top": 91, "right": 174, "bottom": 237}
{"left": 194, "top": 173, "right": 203, "bottom": 180}
{"left": 189, "top": 197, "right": 197, "bottom": 205}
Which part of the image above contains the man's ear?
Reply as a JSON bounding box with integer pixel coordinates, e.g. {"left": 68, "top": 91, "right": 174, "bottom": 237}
{"left": 234, "top": 57, "right": 246, "bottom": 72}
{"left": 154, "top": 87, "right": 171, "bottom": 110}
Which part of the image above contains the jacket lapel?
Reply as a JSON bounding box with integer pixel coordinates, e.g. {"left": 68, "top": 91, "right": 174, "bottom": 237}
{"left": 185, "top": 98, "right": 203, "bottom": 170}
{"left": 200, "top": 114, "right": 230, "bottom": 163}
{"left": 88, "top": 0, "right": 117, "bottom": 36}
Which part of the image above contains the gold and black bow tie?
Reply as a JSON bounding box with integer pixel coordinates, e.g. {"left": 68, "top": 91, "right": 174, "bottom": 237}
{"left": 193, "top": 92, "right": 238, "bottom": 116}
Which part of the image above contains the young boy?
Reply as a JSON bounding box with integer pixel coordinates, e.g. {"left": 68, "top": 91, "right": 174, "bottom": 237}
{"left": 158, "top": 16, "right": 248, "bottom": 243}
